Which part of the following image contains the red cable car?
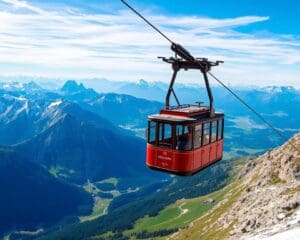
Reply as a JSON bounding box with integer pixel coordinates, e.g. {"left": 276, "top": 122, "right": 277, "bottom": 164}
{"left": 119, "top": 0, "right": 225, "bottom": 175}
{"left": 146, "top": 52, "right": 224, "bottom": 176}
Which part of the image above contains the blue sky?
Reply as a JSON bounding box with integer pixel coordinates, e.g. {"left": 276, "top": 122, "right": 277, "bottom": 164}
{"left": 0, "top": 0, "right": 299, "bottom": 87}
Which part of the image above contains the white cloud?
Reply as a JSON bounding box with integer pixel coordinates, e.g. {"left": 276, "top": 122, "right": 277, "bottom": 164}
{"left": 1, "top": 0, "right": 45, "bottom": 13}
{"left": 0, "top": 0, "right": 300, "bottom": 87}
{"left": 229, "top": 116, "right": 267, "bottom": 131}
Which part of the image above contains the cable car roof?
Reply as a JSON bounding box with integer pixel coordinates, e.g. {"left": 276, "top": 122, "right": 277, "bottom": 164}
{"left": 148, "top": 113, "right": 196, "bottom": 123}
{"left": 160, "top": 105, "right": 210, "bottom": 117}
{"left": 149, "top": 111, "right": 224, "bottom": 124}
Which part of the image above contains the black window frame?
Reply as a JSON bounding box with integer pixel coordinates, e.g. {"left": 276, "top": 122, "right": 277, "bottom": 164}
{"left": 211, "top": 120, "right": 217, "bottom": 143}
{"left": 158, "top": 122, "right": 173, "bottom": 149}
{"left": 194, "top": 123, "right": 202, "bottom": 149}
{"left": 202, "top": 122, "right": 211, "bottom": 146}
{"left": 147, "top": 120, "right": 157, "bottom": 144}
{"left": 175, "top": 124, "right": 193, "bottom": 151}
{"left": 147, "top": 120, "right": 197, "bottom": 151}
{"left": 217, "top": 119, "right": 224, "bottom": 141}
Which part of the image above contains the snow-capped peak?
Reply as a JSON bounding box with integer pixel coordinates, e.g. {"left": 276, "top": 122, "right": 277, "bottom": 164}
{"left": 261, "top": 86, "right": 296, "bottom": 93}
{"left": 0, "top": 81, "right": 42, "bottom": 92}
{"left": 262, "top": 86, "right": 283, "bottom": 93}
{"left": 0, "top": 81, "right": 24, "bottom": 90}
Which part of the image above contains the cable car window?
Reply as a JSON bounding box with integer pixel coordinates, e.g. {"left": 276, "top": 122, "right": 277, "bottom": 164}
{"left": 158, "top": 123, "right": 172, "bottom": 148}
{"left": 203, "top": 122, "right": 211, "bottom": 145}
{"left": 148, "top": 121, "right": 156, "bottom": 144}
{"left": 211, "top": 121, "right": 217, "bottom": 142}
{"left": 194, "top": 124, "right": 202, "bottom": 149}
{"left": 176, "top": 125, "right": 192, "bottom": 151}
{"left": 217, "top": 119, "right": 224, "bottom": 140}
{"left": 175, "top": 125, "right": 183, "bottom": 136}
{"left": 183, "top": 126, "right": 189, "bottom": 134}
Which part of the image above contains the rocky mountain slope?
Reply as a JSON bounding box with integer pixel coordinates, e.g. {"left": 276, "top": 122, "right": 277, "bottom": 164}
{"left": 15, "top": 102, "right": 151, "bottom": 183}
{"left": 173, "top": 133, "right": 300, "bottom": 240}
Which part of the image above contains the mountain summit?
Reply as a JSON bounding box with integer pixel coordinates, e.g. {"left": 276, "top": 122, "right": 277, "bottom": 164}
{"left": 174, "top": 133, "right": 300, "bottom": 240}
{"left": 61, "top": 80, "right": 86, "bottom": 93}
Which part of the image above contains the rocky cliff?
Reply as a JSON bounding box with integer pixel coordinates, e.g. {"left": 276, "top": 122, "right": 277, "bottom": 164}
{"left": 174, "top": 133, "right": 300, "bottom": 240}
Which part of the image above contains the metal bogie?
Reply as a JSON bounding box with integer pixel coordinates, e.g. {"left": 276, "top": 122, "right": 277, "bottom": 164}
{"left": 162, "top": 55, "right": 222, "bottom": 118}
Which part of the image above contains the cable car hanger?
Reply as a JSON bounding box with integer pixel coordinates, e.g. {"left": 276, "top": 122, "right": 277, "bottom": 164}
{"left": 120, "top": 0, "right": 298, "bottom": 153}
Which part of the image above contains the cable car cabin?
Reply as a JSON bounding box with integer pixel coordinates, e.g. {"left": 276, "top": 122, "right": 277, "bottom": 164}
{"left": 146, "top": 105, "right": 224, "bottom": 176}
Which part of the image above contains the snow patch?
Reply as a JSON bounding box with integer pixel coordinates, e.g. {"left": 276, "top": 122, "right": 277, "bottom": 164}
{"left": 247, "top": 227, "right": 300, "bottom": 240}
{"left": 48, "top": 100, "right": 62, "bottom": 108}
{"left": 96, "top": 96, "right": 106, "bottom": 103}
{"left": 262, "top": 86, "right": 283, "bottom": 93}
{"left": 0, "top": 105, "right": 13, "bottom": 119}
{"left": 268, "top": 228, "right": 300, "bottom": 240}
{"left": 13, "top": 101, "right": 29, "bottom": 118}
{"left": 116, "top": 96, "right": 123, "bottom": 103}
{"left": 14, "top": 96, "right": 27, "bottom": 101}
{"left": 2, "top": 82, "right": 24, "bottom": 90}
{"left": 242, "top": 209, "right": 300, "bottom": 240}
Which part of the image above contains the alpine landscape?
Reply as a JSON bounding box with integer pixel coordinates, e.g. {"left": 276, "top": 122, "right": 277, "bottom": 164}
{"left": 0, "top": 0, "right": 299, "bottom": 239}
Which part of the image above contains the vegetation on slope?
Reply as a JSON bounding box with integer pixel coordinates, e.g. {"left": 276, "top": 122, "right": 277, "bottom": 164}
{"left": 33, "top": 160, "right": 232, "bottom": 240}
{"left": 125, "top": 182, "right": 238, "bottom": 238}
{"left": 174, "top": 181, "right": 244, "bottom": 240}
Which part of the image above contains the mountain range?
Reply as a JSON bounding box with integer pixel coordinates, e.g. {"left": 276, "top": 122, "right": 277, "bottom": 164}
{"left": 0, "top": 79, "right": 299, "bottom": 238}
{"left": 73, "top": 78, "right": 300, "bottom": 155}
{"left": 0, "top": 85, "right": 163, "bottom": 182}
{"left": 0, "top": 80, "right": 164, "bottom": 236}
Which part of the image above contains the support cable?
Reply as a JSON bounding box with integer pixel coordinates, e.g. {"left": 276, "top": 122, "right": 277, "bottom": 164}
{"left": 121, "top": 0, "right": 173, "bottom": 44}
{"left": 208, "top": 72, "right": 298, "bottom": 151}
